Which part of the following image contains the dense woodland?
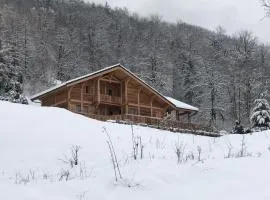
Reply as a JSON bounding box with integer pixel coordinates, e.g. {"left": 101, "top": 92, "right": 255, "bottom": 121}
{"left": 1, "top": 0, "right": 270, "bottom": 129}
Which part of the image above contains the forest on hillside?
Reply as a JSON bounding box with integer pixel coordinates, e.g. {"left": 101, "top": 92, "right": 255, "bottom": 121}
{"left": 1, "top": 0, "right": 270, "bottom": 129}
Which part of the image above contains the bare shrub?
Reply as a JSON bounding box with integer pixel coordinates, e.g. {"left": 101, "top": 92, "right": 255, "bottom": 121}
{"left": 256, "top": 152, "right": 262, "bottom": 157}
{"left": 59, "top": 169, "right": 70, "bottom": 181}
{"left": 14, "top": 171, "right": 30, "bottom": 185}
{"left": 175, "top": 141, "right": 186, "bottom": 164}
{"left": 225, "top": 137, "right": 253, "bottom": 158}
{"left": 184, "top": 151, "right": 195, "bottom": 162}
{"left": 60, "top": 145, "right": 81, "bottom": 168}
{"left": 130, "top": 123, "right": 144, "bottom": 160}
{"left": 79, "top": 162, "right": 93, "bottom": 180}
{"left": 42, "top": 172, "right": 49, "bottom": 180}
{"left": 155, "top": 137, "right": 166, "bottom": 150}
{"left": 131, "top": 123, "right": 137, "bottom": 160}
{"left": 197, "top": 146, "right": 202, "bottom": 162}
{"left": 76, "top": 191, "right": 88, "bottom": 200}
{"left": 225, "top": 143, "right": 233, "bottom": 158}
{"left": 234, "top": 135, "right": 252, "bottom": 158}
{"left": 133, "top": 136, "right": 144, "bottom": 160}
{"left": 71, "top": 145, "right": 81, "bottom": 166}
{"left": 238, "top": 135, "right": 246, "bottom": 157}
{"left": 103, "top": 126, "right": 122, "bottom": 182}
{"left": 29, "top": 169, "right": 36, "bottom": 180}
{"left": 138, "top": 136, "right": 144, "bottom": 159}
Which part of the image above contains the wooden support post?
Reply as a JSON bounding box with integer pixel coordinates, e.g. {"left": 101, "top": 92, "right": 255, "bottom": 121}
{"left": 137, "top": 87, "right": 142, "bottom": 115}
{"left": 109, "top": 74, "right": 113, "bottom": 83}
{"left": 176, "top": 110, "right": 179, "bottom": 121}
{"left": 120, "top": 80, "right": 123, "bottom": 114}
{"left": 150, "top": 96, "right": 155, "bottom": 117}
{"left": 97, "top": 78, "right": 100, "bottom": 104}
{"left": 163, "top": 104, "right": 171, "bottom": 118}
{"left": 67, "top": 86, "right": 74, "bottom": 111}
{"left": 81, "top": 83, "right": 86, "bottom": 113}
{"left": 125, "top": 78, "right": 130, "bottom": 114}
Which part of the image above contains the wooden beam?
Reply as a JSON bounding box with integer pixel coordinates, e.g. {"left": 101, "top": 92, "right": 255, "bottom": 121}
{"left": 137, "top": 87, "right": 142, "bottom": 115}
{"left": 112, "top": 74, "right": 121, "bottom": 81}
{"left": 70, "top": 99, "right": 92, "bottom": 104}
{"left": 163, "top": 104, "right": 171, "bottom": 113}
{"left": 150, "top": 96, "right": 155, "bottom": 117}
{"left": 97, "top": 78, "right": 101, "bottom": 105}
{"left": 68, "top": 66, "right": 121, "bottom": 86}
{"left": 100, "top": 78, "right": 121, "bottom": 84}
{"left": 121, "top": 80, "right": 123, "bottom": 114}
{"left": 52, "top": 99, "right": 67, "bottom": 107}
{"left": 125, "top": 78, "right": 130, "bottom": 114}
{"left": 109, "top": 74, "right": 113, "bottom": 82}
{"left": 129, "top": 103, "right": 163, "bottom": 110}
{"left": 67, "top": 86, "right": 74, "bottom": 111}
{"left": 81, "top": 83, "right": 86, "bottom": 112}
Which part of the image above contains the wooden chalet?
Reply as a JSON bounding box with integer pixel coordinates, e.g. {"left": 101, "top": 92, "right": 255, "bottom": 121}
{"left": 31, "top": 64, "right": 207, "bottom": 131}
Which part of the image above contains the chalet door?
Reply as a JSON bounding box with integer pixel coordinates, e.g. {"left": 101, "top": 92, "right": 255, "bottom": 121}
{"left": 106, "top": 105, "right": 121, "bottom": 115}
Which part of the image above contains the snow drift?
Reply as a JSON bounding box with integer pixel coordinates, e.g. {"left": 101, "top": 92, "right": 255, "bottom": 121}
{"left": 1, "top": 101, "right": 270, "bottom": 200}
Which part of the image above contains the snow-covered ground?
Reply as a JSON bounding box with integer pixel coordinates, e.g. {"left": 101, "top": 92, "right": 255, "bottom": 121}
{"left": 1, "top": 101, "right": 270, "bottom": 200}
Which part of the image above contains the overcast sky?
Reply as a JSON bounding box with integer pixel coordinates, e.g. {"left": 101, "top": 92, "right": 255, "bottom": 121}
{"left": 86, "top": 0, "right": 270, "bottom": 44}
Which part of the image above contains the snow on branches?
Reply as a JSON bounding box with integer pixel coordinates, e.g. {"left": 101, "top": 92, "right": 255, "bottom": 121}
{"left": 250, "top": 98, "right": 270, "bottom": 129}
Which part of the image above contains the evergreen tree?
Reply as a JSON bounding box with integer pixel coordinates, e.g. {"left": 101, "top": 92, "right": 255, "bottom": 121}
{"left": 250, "top": 98, "right": 270, "bottom": 129}
{"left": 0, "top": 43, "right": 27, "bottom": 103}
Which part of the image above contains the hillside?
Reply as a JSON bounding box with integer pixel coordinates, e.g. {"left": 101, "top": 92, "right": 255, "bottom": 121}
{"left": 1, "top": 101, "right": 270, "bottom": 199}
{"left": 1, "top": 0, "right": 270, "bottom": 129}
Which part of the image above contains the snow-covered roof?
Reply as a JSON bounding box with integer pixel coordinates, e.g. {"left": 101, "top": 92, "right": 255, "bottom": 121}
{"left": 165, "top": 96, "right": 199, "bottom": 111}
{"left": 31, "top": 63, "right": 171, "bottom": 103}
{"left": 31, "top": 63, "right": 199, "bottom": 112}
{"left": 31, "top": 64, "right": 121, "bottom": 100}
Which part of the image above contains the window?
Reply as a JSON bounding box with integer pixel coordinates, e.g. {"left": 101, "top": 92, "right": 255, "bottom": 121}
{"left": 83, "top": 106, "right": 88, "bottom": 113}
{"left": 128, "top": 107, "right": 137, "bottom": 115}
{"left": 107, "top": 88, "right": 113, "bottom": 96}
{"left": 75, "top": 105, "right": 81, "bottom": 113}
{"left": 85, "top": 86, "right": 89, "bottom": 94}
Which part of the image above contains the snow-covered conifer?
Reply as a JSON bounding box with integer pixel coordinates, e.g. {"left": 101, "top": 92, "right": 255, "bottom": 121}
{"left": 250, "top": 98, "right": 270, "bottom": 129}
{"left": 0, "top": 44, "right": 27, "bottom": 104}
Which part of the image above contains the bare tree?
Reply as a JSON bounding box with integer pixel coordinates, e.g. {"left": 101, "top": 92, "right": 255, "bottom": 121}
{"left": 60, "top": 145, "right": 81, "bottom": 168}
{"left": 103, "top": 127, "right": 122, "bottom": 182}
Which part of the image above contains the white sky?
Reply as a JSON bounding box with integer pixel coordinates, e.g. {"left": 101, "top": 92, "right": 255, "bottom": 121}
{"left": 86, "top": 0, "right": 270, "bottom": 44}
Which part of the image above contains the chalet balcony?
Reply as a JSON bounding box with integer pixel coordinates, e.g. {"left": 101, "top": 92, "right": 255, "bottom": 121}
{"left": 99, "top": 94, "right": 121, "bottom": 105}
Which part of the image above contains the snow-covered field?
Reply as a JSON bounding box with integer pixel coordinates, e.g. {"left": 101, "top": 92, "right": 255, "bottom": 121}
{"left": 1, "top": 101, "right": 270, "bottom": 200}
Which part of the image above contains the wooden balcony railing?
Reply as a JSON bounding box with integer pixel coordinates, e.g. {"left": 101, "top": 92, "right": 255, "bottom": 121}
{"left": 82, "top": 113, "right": 213, "bottom": 133}
{"left": 99, "top": 94, "right": 121, "bottom": 104}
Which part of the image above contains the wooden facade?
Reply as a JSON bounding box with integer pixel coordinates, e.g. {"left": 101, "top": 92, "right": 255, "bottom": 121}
{"left": 31, "top": 64, "right": 203, "bottom": 130}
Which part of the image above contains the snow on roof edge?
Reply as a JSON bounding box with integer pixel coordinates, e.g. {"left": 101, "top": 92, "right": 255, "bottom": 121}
{"left": 165, "top": 96, "right": 199, "bottom": 111}
{"left": 31, "top": 64, "right": 121, "bottom": 100}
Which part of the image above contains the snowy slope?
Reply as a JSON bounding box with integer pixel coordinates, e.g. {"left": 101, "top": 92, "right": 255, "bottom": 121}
{"left": 1, "top": 101, "right": 270, "bottom": 200}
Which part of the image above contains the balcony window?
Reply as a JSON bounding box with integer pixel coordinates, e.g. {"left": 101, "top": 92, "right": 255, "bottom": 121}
{"left": 107, "top": 88, "right": 113, "bottom": 96}
{"left": 85, "top": 86, "right": 89, "bottom": 94}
